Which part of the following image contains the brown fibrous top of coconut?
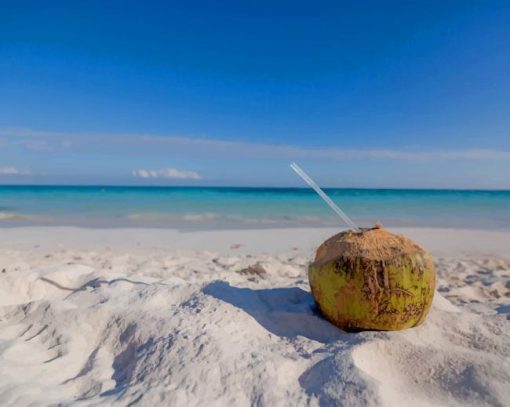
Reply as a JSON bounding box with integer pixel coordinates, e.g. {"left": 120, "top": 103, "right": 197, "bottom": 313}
{"left": 313, "top": 226, "right": 427, "bottom": 265}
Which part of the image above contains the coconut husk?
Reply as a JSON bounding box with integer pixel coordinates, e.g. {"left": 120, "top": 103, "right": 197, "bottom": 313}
{"left": 313, "top": 225, "right": 426, "bottom": 266}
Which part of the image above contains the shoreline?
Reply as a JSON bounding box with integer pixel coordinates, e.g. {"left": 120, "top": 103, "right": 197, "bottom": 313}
{"left": 0, "top": 226, "right": 509, "bottom": 258}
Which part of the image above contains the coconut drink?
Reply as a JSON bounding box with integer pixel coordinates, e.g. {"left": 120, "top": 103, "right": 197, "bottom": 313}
{"left": 290, "top": 163, "right": 436, "bottom": 331}
{"left": 308, "top": 225, "right": 435, "bottom": 331}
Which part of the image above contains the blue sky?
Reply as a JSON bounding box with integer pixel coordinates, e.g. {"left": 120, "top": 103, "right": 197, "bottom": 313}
{"left": 1, "top": 1, "right": 509, "bottom": 188}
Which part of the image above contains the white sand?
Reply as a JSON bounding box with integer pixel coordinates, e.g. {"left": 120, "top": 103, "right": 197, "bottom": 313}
{"left": 0, "top": 227, "right": 508, "bottom": 406}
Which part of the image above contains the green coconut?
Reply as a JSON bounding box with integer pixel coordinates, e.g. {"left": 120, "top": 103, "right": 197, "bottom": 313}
{"left": 308, "top": 225, "right": 435, "bottom": 331}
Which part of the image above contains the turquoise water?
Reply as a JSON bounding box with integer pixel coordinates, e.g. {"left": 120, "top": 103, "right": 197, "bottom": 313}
{"left": 0, "top": 186, "right": 509, "bottom": 230}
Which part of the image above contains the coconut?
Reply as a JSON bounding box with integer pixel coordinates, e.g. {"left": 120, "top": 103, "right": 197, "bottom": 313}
{"left": 308, "top": 225, "right": 436, "bottom": 331}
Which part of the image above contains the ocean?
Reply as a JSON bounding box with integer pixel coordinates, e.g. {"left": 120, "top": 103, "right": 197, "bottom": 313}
{"left": 0, "top": 186, "right": 509, "bottom": 230}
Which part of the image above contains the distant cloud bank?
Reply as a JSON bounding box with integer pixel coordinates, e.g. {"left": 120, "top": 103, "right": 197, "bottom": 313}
{"left": 1, "top": 127, "right": 510, "bottom": 189}
{"left": 1, "top": 127, "right": 509, "bottom": 162}
{"left": 132, "top": 168, "right": 201, "bottom": 180}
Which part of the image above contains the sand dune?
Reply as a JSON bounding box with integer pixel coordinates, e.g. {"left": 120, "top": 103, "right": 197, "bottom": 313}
{"left": 0, "top": 228, "right": 509, "bottom": 406}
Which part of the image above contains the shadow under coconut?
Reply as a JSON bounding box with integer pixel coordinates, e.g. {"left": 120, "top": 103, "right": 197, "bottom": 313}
{"left": 202, "top": 281, "right": 343, "bottom": 344}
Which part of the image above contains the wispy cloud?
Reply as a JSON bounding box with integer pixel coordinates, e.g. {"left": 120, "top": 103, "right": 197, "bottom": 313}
{"left": 132, "top": 168, "right": 201, "bottom": 179}
{"left": 1, "top": 127, "right": 509, "bottom": 161}
{"left": 0, "top": 167, "right": 31, "bottom": 175}
{"left": 0, "top": 167, "right": 20, "bottom": 175}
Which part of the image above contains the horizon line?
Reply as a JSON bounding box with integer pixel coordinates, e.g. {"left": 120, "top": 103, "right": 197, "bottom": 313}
{"left": 0, "top": 184, "right": 509, "bottom": 192}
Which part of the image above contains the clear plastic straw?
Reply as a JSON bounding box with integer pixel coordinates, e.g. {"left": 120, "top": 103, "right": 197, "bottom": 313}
{"left": 290, "top": 162, "right": 360, "bottom": 232}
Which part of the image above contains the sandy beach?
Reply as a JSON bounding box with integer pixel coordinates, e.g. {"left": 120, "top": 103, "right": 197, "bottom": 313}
{"left": 0, "top": 226, "right": 508, "bottom": 406}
